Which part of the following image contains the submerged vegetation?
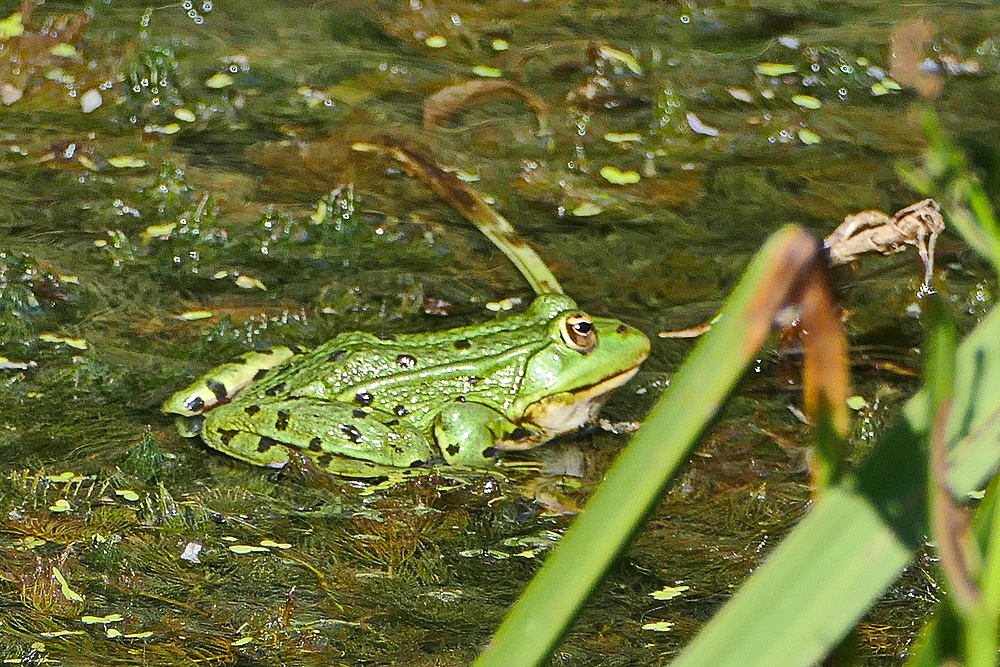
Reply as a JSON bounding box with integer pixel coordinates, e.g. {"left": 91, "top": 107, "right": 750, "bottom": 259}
{"left": 0, "top": 0, "right": 998, "bottom": 664}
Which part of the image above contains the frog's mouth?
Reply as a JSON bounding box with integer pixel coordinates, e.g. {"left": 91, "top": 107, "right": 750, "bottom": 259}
{"left": 569, "top": 363, "right": 643, "bottom": 401}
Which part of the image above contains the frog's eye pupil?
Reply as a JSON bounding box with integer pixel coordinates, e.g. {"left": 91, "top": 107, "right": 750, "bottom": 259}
{"left": 563, "top": 313, "right": 597, "bottom": 352}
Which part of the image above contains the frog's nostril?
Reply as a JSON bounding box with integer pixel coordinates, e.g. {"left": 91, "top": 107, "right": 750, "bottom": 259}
{"left": 616, "top": 324, "right": 628, "bottom": 334}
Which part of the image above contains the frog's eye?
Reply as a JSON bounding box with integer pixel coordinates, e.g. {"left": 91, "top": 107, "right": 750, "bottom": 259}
{"left": 562, "top": 313, "right": 597, "bottom": 353}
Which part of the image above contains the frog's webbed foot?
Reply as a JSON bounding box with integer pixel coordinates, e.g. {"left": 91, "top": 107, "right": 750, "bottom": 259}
{"left": 493, "top": 424, "right": 548, "bottom": 451}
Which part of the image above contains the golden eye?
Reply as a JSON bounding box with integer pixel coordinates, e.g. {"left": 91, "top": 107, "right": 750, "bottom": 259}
{"left": 562, "top": 313, "right": 597, "bottom": 353}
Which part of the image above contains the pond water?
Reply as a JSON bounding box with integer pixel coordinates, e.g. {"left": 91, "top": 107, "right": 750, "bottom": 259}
{"left": 0, "top": 0, "right": 996, "bottom": 664}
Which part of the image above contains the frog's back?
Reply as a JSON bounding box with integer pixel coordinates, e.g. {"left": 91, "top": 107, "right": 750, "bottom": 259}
{"left": 254, "top": 296, "right": 575, "bottom": 389}
{"left": 239, "top": 300, "right": 570, "bottom": 431}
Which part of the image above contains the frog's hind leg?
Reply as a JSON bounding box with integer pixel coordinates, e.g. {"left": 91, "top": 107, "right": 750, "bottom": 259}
{"left": 201, "top": 397, "right": 437, "bottom": 471}
{"left": 199, "top": 403, "right": 292, "bottom": 468}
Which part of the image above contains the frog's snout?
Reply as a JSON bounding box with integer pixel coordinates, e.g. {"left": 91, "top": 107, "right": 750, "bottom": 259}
{"left": 612, "top": 322, "right": 651, "bottom": 363}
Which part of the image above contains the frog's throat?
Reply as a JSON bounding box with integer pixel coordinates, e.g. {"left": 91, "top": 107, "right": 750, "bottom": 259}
{"left": 518, "top": 363, "right": 643, "bottom": 444}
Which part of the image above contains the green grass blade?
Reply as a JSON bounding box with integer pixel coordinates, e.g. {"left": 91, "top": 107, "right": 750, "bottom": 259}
{"left": 474, "top": 226, "right": 825, "bottom": 667}
{"left": 966, "top": 478, "right": 1000, "bottom": 667}
{"left": 908, "top": 471, "right": 1000, "bottom": 666}
{"left": 916, "top": 108, "right": 1000, "bottom": 275}
{"left": 673, "top": 415, "right": 929, "bottom": 666}
{"left": 674, "top": 302, "right": 1000, "bottom": 666}
{"left": 972, "top": 478, "right": 1000, "bottom": 665}
{"left": 940, "top": 305, "right": 1000, "bottom": 498}
{"left": 923, "top": 297, "right": 1000, "bottom": 667}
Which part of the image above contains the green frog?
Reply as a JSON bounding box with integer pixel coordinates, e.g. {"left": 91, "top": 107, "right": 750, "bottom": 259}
{"left": 162, "top": 294, "right": 649, "bottom": 477}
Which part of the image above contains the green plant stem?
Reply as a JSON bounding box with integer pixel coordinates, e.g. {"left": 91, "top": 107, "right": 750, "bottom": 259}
{"left": 364, "top": 135, "right": 565, "bottom": 295}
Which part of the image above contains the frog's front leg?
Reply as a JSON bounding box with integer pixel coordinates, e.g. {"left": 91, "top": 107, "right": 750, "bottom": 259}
{"left": 201, "top": 397, "right": 436, "bottom": 473}
{"left": 433, "top": 401, "right": 545, "bottom": 467}
{"left": 162, "top": 346, "right": 300, "bottom": 417}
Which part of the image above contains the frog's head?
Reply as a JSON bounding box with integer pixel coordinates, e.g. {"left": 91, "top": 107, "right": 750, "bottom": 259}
{"left": 510, "top": 297, "right": 650, "bottom": 443}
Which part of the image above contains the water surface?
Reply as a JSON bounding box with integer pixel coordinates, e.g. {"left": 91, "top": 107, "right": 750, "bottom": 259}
{"left": 0, "top": 1, "right": 996, "bottom": 663}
